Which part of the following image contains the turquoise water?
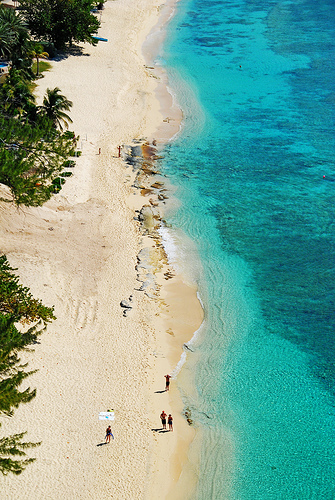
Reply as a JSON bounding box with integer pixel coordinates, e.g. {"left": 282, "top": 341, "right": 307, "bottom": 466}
{"left": 158, "top": 0, "right": 335, "bottom": 498}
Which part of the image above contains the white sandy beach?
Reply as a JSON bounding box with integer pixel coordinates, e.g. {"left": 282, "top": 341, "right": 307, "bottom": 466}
{"left": 0, "top": 1, "right": 203, "bottom": 498}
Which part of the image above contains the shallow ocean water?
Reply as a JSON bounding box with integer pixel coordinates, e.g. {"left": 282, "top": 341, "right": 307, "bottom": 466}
{"left": 158, "top": 0, "right": 335, "bottom": 498}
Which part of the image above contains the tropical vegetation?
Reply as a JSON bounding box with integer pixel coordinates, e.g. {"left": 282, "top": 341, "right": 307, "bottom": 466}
{"left": 0, "top": 3, "right": 80, "bottom": 206}
{"left": 41, "top": 87, "right": 73, "bottom": 130}
{"left": 0, "top": 72, "right": 78, "bottom": 205}
{"left": 18, "top": 0, "right": 101, "bottom": 49}
{"left": 0, "top": 0, "right": 101, "bottom": 475}
{"left": 0, "top": 255, "right": 55, "bottom": 474}
{"left": 29, "top": 43, "right": 48, "bottom": 76}
{"left": 0, "top": 5, "right": 31, "bottom": 71}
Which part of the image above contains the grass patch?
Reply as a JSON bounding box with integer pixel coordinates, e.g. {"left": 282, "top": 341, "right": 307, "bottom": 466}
{"left": 32, "top": 60, "right": 52, "bottom": 75}
{"left": 29, "top": 61, "right": 52, "bottom": 92}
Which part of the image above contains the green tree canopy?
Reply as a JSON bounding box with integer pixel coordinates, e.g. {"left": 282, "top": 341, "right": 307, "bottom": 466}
{"left": 0, "top": 113, "right": 77, "bottom": 205}
{"left": 0, "top": 69, "right": 77, "bottom": 206}
{"left": 0, "top": 5, "right": 32, "bottom": 71}
{"left": 18, "top": 0, "right": 100, "bottom": 49}
{"left": 0, "top": 432, "right": 40, "bottom": 475}
{"left": 0, "top": 314, "right": 40, "bottom": 475}
{"left": 0, "top": 21, "right": 14, "bottom": 59}
{"left": 0, "top": 256, "right": 56, "bottom": 474}
{"left": 0, "top": 315, "right": 37, "bottom": 416}
{"left": 0, "top": 68, "right": 35, "bottom": 119}
{"left": 0, "top": 6, "right": 27, "bottom": 42}
{"left": 41, "top": 87, "right": 73, "bottom": 130}
{"left": 0, "top": 255, "right": 55, "bottom": 323}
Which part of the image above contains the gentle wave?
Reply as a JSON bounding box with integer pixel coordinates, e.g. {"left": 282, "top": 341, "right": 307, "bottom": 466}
{"left": 161, "top": 0, "right": 335, "bottom": 498}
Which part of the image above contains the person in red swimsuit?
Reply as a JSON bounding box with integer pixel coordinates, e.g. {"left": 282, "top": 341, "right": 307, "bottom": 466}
{"left": 164, "top": 374, "right": 171, "bottom": 391}
{"left": 160, "top": 410, "right": 167, "bottom": 429}
{"left": 168, "top": 414, "right": 173, "bottom": 431}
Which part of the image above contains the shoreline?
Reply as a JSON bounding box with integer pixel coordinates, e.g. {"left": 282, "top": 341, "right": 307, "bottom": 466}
{"left": 0, "top": 0, "right": 203, "bottom": 498}
{"left": 142, "top": 0, "right": 184, "bottom": 146}
{"left": 134, "top": 1, "right": 206, "bottom": 495}
{"left": 127, "top": 143, "right": 204, "bottom": 498}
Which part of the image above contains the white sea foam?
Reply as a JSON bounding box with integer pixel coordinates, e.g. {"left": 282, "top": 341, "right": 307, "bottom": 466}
{"left": 171, "top": 351, "right": 187, "bottom": 379}
{"left": 197, "top": 291, "right": 204, "bottom": 311}
{"left": 158, "top": 224, "right": 179, "bottom": 266}
{"left": 171, "top": 319, "right": 206, "bottom": 380}
{"left": 158, "top": 222, "right": 204, "bottom": 287}
{"left": 186, "top": 318, "right": 205, "bottom": 349}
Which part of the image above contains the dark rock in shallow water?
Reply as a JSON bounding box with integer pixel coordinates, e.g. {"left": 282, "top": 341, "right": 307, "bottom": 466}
{"left": 184, "top": 407, "right": 193, "bottom": 426}
{"left": 183, "top": 343, "right": 194, "bottom": 352}
{"left": 138, "top": 280, "right": 150, "bottom": 291}
{"left": 120, "top": 299, "right": 132, "bottom": 309}
{"left": 120, "top": 296, "right": 133, "bottom": 314}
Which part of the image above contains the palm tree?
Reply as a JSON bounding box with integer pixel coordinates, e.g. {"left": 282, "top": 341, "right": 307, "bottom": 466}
{"left": 0, "top": 21, "right": 14, "bottom": 59}
{"left": 41, "top": 87, "right": 73, "bottom": 130}
{"left": 0, "top": 68, "right": 35, "bottom": 118}
{"left": 29, "top": 43, "right": 48, "bottom": 76}
{"left": 0, "top": 6, "right": 30, "bottom": 68}
{"left": 0, "top": 5, "right": 26, "bottom": 33}
{"left": 0, "top": 8, "right": 28, "bottom": 49}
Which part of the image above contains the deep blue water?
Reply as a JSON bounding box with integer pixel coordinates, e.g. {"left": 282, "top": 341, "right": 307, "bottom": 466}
{"left": 158, "top": 0, "right": 335, "bottom": 498}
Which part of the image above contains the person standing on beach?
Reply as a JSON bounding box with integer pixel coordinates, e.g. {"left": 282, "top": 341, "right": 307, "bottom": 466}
{"left": 168, "top": 414, "right": 173, "bottom": 431}
{"left": 105, "top": 425, "right": 114, "bottom": 443}
{"left": 160, "top": 410, "right": 167, "bottom": 430}
{"left": 165, "top": 374, "right": 171, "bottom": 391}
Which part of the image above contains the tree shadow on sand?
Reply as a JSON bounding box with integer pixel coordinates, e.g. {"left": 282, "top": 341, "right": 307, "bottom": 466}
{"left": 53, "top": 45, "right": 91, "bottom": 62}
